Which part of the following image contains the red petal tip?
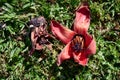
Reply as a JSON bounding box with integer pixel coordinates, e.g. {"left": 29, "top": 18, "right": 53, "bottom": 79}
{"left": 74, "top": 2, "right": 90, "bottom": 34}
{"left": 57, "top": 42, "right": 73, "bottom": 66}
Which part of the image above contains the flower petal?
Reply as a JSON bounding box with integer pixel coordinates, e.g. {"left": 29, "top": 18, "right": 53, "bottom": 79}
{"left": 74, "top": 2, "right": 90, "bottom": 34}
{"left": 31, "top": 29, "right": 37, "bottom": 44}
{"left": 73, "top": 51, "right": 88, "bottom": 66}
{"left": 84, "top": 33, "right": 96, "bottom": 55}
{"left": 31, "top": 28, "right": 43, "bottom": 50}
{"left": 85, "top": 37, "right": 96, "bottom": 55}
{"left": 57, "top": 42, "right": 73, "bottom": 66}
{"left": 51, "top": 20, "right": 76, "bottom": 44}
{"left": 35, "top": 43, "right": 43, "bottom": 50}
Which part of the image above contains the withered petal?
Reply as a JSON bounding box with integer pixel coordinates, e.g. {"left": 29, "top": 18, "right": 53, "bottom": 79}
{"left": 35, "top": 43, "right": 43, "bottom": 50}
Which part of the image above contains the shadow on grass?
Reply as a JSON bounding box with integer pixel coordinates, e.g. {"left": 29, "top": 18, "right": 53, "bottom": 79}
{"left": 49, "top": 59, "right": 89, "bottom": 80}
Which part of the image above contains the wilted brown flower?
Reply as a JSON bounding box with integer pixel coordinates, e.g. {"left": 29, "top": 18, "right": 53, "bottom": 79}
{"left": 28, "top": 16, "right": 53, "bottom": 55}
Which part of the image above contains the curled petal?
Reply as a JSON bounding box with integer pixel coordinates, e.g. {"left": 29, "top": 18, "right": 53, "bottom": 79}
{"left": 51, "top": 20, "right": 76, "bottom": 44}
{"left": 31, "top": 30, "right": 37, "bottom": 44}
{"left": 84, "top": 33, "right": 96, "bottom": 55}
{"left": 74, "top": 2, "right": 90, "bottom": 34}
{"left": 29, "top": 44, "right": 43, "bottom": 56}
{"left": 73, "top": 52, "right": 88, "bottom": 66}
{"left": 35, "top": 43, "right": 43, "bottom": 50}
{"left": 57, "top": 42, "right": 73, "bottom": 66}
{"left": 31, "top": 28, "right": 43, "bottom": 51}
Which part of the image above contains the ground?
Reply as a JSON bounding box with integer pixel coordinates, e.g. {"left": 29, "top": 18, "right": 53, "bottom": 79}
{"left": 0, "top": 0, "right": 120, "bottom": 80}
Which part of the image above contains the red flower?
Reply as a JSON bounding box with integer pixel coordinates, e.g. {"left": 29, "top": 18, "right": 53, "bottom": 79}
{"left": 50, "top": 2, "right": 96, "bottom": 66}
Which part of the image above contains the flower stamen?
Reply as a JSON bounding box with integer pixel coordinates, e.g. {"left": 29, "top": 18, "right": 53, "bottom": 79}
{"left": 71, "top": 35, "right": 84, "bottom": 52}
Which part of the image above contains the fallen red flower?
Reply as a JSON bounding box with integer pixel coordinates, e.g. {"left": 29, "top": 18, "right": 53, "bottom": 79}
{"left": 50, "top": 2, "right": 96, "bottom": 66}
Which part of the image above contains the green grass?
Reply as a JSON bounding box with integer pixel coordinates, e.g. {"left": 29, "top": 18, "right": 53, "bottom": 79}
{"left": 0, "top": 0, "right": 120, "bottom": 80}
